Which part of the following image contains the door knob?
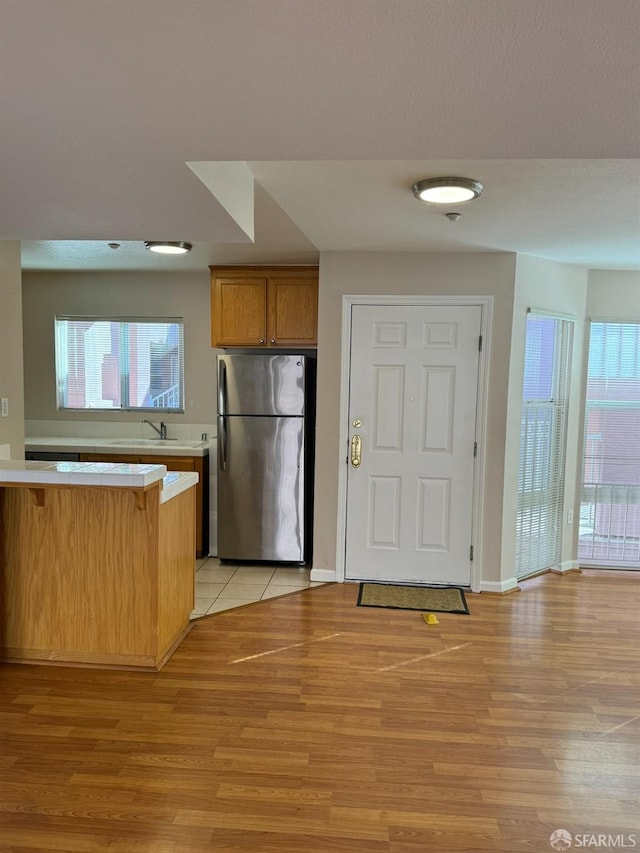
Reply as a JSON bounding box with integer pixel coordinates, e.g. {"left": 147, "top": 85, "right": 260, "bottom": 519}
{"left": 350, "top": 434, "right": 362, "bottom": 468}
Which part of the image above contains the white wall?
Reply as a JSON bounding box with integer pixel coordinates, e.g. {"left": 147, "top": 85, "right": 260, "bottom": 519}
{"left": 313, "top": 251, "right": 518, "bottom": 588}
{"left": 22, "top": 270, "right": 217, "bottom": 430}
{"left": 504, "top": 255, "right": 589, "bottom": 581}
{"left": 0, "top": 241, "right": 25, "bottom": 458}
{"left": 587, "top": 270, "right": 640, "bottom": 319}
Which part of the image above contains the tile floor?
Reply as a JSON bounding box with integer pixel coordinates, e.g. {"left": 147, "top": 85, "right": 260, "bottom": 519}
{"left": 190, "top": 557, "right": 324, "bottom": 618}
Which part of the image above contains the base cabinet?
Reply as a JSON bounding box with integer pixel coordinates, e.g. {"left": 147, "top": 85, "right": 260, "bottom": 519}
{"left": 210, "top": 265, "right": 318, "bottom": 348}
{"left": 0, "top": 482, "right": 195, "bottom": 671}
{"left": 79, "top": 453, "right": 208, "bottom": 557}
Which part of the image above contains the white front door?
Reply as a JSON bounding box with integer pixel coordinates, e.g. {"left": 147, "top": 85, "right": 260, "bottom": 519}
{"left": 344, "top": 303, "right": 481, "bottom": 586}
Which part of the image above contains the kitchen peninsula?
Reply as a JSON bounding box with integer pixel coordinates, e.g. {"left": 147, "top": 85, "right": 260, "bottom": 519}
{"left": 0, "top": 460, "right": 197, "bottom": 671}
{"left": 25, "top": 436, "right": 209, "bottom": 556}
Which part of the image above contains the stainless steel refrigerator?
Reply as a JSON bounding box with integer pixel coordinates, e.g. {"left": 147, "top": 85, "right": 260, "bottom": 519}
{"left": 216, "top": 353, "right": 314, "bottom": 563}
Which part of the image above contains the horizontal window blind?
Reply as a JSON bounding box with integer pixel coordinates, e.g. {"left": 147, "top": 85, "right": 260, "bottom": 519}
{"left": 516, "top": 314, "right": 573, "bottom": 577}
{"left": 579, "top": 322, "right": 640, "bottom": 567}
{"left": 55, "top": 317, "right": 184, "bottom": 412}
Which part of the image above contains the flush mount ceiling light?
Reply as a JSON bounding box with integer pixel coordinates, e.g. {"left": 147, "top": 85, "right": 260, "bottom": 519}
{"left": 411, "top": 177, "right": 483, "bottom": 204}
{"left": 144, "top": 241, "right": 193, "bottom": 255}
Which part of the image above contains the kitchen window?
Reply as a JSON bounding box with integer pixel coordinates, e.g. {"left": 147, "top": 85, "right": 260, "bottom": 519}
{"left": 55, "top": 316, "right": 184, "bottom": 412}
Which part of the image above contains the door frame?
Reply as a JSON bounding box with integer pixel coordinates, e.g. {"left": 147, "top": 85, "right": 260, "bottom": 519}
{"left": 335, "top": 294, "right": 493, "bottom": 593}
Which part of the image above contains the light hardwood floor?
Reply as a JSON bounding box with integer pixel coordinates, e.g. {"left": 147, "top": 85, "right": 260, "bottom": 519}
{"left": 1, "top": 570, "right": 638, "bottom": 852}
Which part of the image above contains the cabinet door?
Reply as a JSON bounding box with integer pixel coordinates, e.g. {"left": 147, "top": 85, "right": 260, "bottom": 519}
{"left": 211, "top": 276, "right": 267, "bottom": 347}
{"left": 267, "top": 275, "right": 318, "bottom": 346}
{"left": 138, "top": 455, "right": 195, "bottom": 472}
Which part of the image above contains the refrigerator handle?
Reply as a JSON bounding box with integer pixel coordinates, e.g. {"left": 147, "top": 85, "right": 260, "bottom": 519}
{"left": 218, "top": 358, "right": 227, "bottom": 416}
{"left": 218, "top": 415, "right": 227, "bottom": 471}
{"left": 217, "top": 359, "right": 228, "bottom": 471}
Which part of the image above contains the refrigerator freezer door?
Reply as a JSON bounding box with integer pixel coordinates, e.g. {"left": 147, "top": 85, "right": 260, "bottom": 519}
{"left": 218, "top": 415, "right": 305, "bottom": 562}
{"left": 218, "top": 354, "right": 306, "bottom": 416}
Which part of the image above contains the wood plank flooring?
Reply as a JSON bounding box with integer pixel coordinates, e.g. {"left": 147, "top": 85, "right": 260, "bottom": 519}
{"left": 1, "top": 570, "right": 639, "bottom": 852}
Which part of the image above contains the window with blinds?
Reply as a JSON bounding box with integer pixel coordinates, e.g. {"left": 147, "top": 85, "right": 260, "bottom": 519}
{"left": 516, "top": 313, "right": 573, "bottom": 577}
{"left": 579, "top": 321, "right": 640, "bottom": 567}
{"left": 55, "top": 316, "right": 184, "bottom": 412}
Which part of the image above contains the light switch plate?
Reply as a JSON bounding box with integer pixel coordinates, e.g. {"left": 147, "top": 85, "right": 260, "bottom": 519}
{"left": 0, "top": 398, "right": 8, "bottom": 418}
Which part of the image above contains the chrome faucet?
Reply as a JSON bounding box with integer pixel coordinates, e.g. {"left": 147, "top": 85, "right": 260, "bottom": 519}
{"left": 142, "top": 418, "right": 167, "bottom": 440}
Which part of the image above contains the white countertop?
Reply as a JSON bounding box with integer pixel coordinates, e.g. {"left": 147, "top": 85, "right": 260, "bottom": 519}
{"left": 160, "top": 471, "right": 199, "bottom": 504}
{"left": 25, "top": 436, "right": 209, "bottom": 457}
{"left": 0, "top": 460, "right": 168, "bottom": 487}
{"left": 0, "top": 460, "right": 199, "bottom": 501}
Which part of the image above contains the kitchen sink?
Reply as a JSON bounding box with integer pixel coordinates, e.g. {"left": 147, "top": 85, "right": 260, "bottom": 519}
{"left": 109, "top": 439, "right": 205, "bottom": 448}
{"left": 110, "top": 438, "right": 176, "bottom": 446}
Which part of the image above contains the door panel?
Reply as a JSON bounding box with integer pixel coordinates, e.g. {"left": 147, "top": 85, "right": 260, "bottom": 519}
{"left": 417, "top": 477, "right": 450, "bottom": 551}
{"left": 372, "top": 366, "right": 404, "bottom": 449}
{"left": 368, "top": 476, "right": 401, "bottom": 549}
{"left": 345, "top": 304, "right": 481, "bottom": 586}
{"left": 422, "top": 367, "right": 455, "bottom": 451}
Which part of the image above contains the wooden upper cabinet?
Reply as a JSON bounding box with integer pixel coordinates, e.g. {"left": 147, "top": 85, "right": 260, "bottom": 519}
{"left": 211, "top": 275, "right": 267, "bottom": 347}
{"left": 211, "top": 266, "right": 318, "bottom": 348}
{"left": 268, "top": 276, "right": 318, "bottom": 346}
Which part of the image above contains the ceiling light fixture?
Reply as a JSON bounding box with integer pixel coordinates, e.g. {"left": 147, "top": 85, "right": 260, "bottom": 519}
{"left": 144, "top": 241, "right": 193, "bottom": 255}
{"left": 411, "top": 177, "right": 483, "bottom": 204}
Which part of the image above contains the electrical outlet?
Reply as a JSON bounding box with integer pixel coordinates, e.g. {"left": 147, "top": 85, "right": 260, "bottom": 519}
{"left": 0, "top": 398, "right": 8, "bottom": 418}
{"left": 567, "top": 509, "right": 574, "bottom": 525}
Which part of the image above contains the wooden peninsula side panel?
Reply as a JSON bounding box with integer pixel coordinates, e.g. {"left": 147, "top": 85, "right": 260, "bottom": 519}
{"left": 157, "top": 485, "right": 197, "bottom": 658}
{"left": 0, "top": 481, "right": 195, "bottom": 670}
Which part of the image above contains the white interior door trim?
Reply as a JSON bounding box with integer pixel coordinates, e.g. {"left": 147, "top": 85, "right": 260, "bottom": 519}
{"left": 335, "top": 294, "right": 493, "bottom": 593}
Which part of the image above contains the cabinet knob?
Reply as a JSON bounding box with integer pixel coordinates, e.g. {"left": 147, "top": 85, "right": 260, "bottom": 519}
{"left": 259, "top": 338, "right": 265, "bottom": 344}
{"left": 270, "top": 339, "right": 276, "bottom": 344}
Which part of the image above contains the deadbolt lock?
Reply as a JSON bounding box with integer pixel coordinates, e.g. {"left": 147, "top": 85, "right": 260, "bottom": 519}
{"left": 350, "top": 434, "right": 362, "bottom": 467}
{"left": 352, "top": 419, "right": 362, "bottom": 428}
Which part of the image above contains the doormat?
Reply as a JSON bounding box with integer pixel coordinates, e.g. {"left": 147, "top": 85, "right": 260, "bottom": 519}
{"left": 357, "top": 583, "right": 469, "bottom": 614}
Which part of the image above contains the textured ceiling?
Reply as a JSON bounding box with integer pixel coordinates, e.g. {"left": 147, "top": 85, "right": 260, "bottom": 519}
{"left": 2, "top": 0, "right": 639, "bottom": 271}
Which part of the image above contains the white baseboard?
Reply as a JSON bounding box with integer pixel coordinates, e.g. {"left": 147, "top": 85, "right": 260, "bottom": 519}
{"left": 550, "top": 560, "right": 581, "bottom": 574}
{"left": 310, "top": 568, "right": 337, "bottom": 583}
{"left": 479, "top": 577, "right": 520, "bottom": 594}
